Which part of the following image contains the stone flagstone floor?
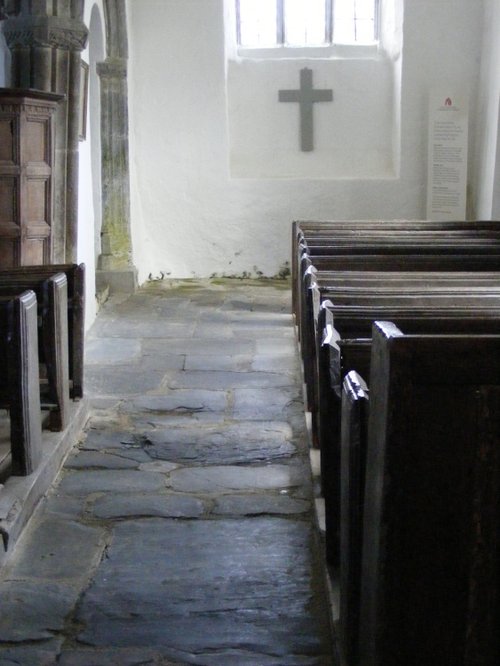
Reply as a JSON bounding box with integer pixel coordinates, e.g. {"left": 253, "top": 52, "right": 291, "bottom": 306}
{"left": 0, "top": 279, "right": 334, "bottom": 665}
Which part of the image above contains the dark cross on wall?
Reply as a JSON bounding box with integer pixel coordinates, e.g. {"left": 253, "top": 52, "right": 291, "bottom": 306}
{"left": 278, "top": 68, "right": 333, "bottom": 152}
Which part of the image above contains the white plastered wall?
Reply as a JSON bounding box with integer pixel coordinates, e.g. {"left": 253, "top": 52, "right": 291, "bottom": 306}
{"left": 127, "top": 0, "right": 487, "bottom": 282}
{"left": 78, "top": 0, "right": 106, "bottom": 328}
{"left": 472, "top": 0, "right": 500, "bottom": 218}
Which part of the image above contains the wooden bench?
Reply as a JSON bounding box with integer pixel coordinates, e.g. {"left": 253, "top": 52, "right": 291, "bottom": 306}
{"left": 0, "top": 263, "right": 85, "bottom": 399}
{"left": 297, "top": 250, "right": 500, "bottom": 342}
{"left": 292, "top": 219, "right": 500, "bottom": 315}
{"left": 300, "top": 270, "right": 500, "bottom": 428}
{"left": 340, "top": 369, "right": 369, "bottom": 666}
{"left": 0, "top": 290, "right": 42, "bottom": 477}
{"left": 293, "top": 222, "right": 500, "bottom": 324}
{"left": 0, "top": 273, "right": 69, "bottom": 431}
{"left": 348, "top": 322, "right": 500, "bottom": 666}
{"left": 316, "top": 297, "right": 500, "bottom": 568}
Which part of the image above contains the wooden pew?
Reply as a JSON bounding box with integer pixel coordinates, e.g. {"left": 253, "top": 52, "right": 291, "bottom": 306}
{"left": 340, "top": 370, "right": 369, "bottom": 666}
{"left": 317, "top": 298, "right": 500, "bottom": 567}
{"left": 294, "top": 223, "right": 500, "bottom": 326}
{"left": 292, "top": 219, "right": 500, "bottom": 315}
{"left": 0, "top": 290, "right": 43, "bottom": 477}
{"left": 357, "top": 321, "right": 500, "bottom": 666}
{"left": 0, "top": 263, "right": 85, "bottom": 399}
{"left": 300, "top": 269, "right": 500, "bottom": 430}
{"left": 0, "top": 273, "right": 69, "bottom": 431}
{"left": 297, "top": 251, "right": 500, "bottom": 346}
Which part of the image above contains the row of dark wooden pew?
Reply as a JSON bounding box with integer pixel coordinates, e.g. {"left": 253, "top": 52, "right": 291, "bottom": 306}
{"left": 292, "top": 220, "right": 500, "bottom": 666}
{"left": 0, "top": 264, "right": 85, "bottom": 480}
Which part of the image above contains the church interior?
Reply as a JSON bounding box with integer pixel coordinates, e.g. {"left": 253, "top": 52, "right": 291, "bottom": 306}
{"left": 0, "top": 0, "right": 499, "bottom": 664}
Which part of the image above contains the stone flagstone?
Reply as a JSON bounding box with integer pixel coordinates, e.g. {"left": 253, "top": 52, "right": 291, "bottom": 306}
{"left": 0, "top": 279, "right": 333, "bottom": 665}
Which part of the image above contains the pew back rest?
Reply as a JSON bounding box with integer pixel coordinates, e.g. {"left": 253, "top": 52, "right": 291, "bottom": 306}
{"left": 360, "top": 321, "right": 500, "bottom": 666}
{"left": 0, "top": 290, "right": 42, "bottom": 475}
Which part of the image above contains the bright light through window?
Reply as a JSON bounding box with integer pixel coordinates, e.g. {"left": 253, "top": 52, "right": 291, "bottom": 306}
{"left": 334, "top": 0, "right": 376, "bottom": 44}
{"left": 238, "top": 0, "right": 277, "bottom": 47}
{"left": 236, "top": 0, "right": 378, "bottom": 48}
{"left": 284, "top": 0, "right": 326, "bottom": 46}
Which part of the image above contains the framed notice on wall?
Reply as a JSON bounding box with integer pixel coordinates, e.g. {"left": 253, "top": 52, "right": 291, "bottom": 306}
{"left": 426, "top": 92, "right": 469, "bottom": 221}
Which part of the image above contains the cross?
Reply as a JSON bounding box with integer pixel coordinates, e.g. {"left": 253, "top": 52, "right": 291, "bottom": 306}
{"left": 278, "top": 68, "right": 333, "bottom": 152}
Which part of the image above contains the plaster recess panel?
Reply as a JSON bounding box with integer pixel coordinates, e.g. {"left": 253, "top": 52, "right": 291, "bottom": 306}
{"left": 227, "top": 57, "right": 395, "bottom": 179}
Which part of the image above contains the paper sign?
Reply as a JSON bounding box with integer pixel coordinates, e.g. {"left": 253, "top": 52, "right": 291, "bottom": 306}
{"left": 427, "top": 93, "right": 468, "bottom": 220}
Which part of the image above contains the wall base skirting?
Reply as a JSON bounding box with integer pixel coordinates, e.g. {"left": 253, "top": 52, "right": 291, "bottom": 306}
{"left": 96, "top": 267, "right": 138, "bottom": 294}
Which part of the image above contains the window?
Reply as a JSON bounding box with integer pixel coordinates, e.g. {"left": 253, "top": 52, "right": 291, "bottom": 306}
{"left": 236, "top": 0, "right": 379, "bottom": 48}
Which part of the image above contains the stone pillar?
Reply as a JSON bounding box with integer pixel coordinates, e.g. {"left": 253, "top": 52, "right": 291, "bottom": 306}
{"left": 2, "top": 11, "right": 88, "bottom": 264}
{"left": 96, "top": 56, "right": 137, "bottom": 293}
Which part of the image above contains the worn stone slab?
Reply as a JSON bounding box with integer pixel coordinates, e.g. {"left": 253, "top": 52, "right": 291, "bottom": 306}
{"left": 85, "top": 338, "right": 141, "bottom": 365}
{"left": 76, "top": 518, "right": 331, "bottom": 659}
{"left": 219, "top": 298, "right": 254, "bottom": 311}
{"left": 138, "top": 355, "right": 187, "bottom": 374}
{"left": 213, "top": 494, "right": 310, "bottom": 516}
{"left": 169, "top": 464, "right": 309, "bottom": 493}
{"left": 190, "top": 650, "right": 328, "bottom": 665}
{"left": 85, "top": 367, "right": 168, "bottom": 396}
{"left": 252, "top": 354, "right": 300, "bottom": 374}
{"left": 123, "top": 390, "right": 228, "bottom": 415}
{"left": 43, "top": 494, "right": 86, "bottom": 520}
{"left": 92, "top": 319, "right": 196, "bottom": 338}
{"left": 138, "top": 460, "right": 179, "bottom": 473}
{"left": 7, "top": 516, "right": 106, "bottom": 583}
{"left": 134, "top": 411, "right": 227, "bottom": 427}
{"left": 81, "top": 430, "right": 147, "bottom": 452}
{"left": 168, "top": 370, "right": 292, "bottom": 390}
{"left": 256, "top": 338, "right": 298, "bottom": 355}
{"left": 232, "top": 387, "right": 302, "bottom": 420}
{"left": 184, "top": 354, "right": 252, "bottom": 371}
{"left": 192, "top": 322, "right": 235, "bottom": 338}
{"left": 0, "top": 581, "right": 78, "bottom": 641}
{"left": 143, "top": 338, "right": 255, "bottom": 356}
{"left": 0, "top": 642, "right": 62, "bottom": 666}
{"left": 91, "top": 494, "right": 205, "bottom": 520}
{"left": 229, "top": 316, "right": 292, "bottom": 329}
{"left": 144, "top": 422, "right": 295, "bottom": 464}
{"left": 57, "top": 647, "right": 184, "bottom": 666}
{"left": 65, "top": 450, "right": 140, "bottom": 470}
{"left": 57, "top": 470, "right": 167, "bottom": 496}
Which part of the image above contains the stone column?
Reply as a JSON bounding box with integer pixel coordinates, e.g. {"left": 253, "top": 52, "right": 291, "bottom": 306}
{"left": 96, "top": 56, "right": 137, "bottom": 293}
{"left": 2, "top": 12, "right": 88, "bottom": 263}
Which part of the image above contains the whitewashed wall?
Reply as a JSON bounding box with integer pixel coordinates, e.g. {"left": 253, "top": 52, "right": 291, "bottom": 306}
{"left": 127, "top": 0, "right": 488, "bottom": 282}
{"left": 472, "top": 0, "right": 500, "bottom": 218}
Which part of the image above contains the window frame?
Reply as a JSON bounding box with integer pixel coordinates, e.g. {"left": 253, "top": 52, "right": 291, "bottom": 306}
{"left": 235, "top": 0, "right": 380, "bottom": 49}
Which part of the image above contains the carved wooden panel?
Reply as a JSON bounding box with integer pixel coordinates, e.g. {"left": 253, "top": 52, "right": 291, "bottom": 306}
{"left": 0, "top": 177, "right": 16, "bottom": 223}
{"left": 0, "top": 119, "right": 15, "bottom": 162}
{"left": 24, "top": 119, "right": 47, "bottom": 163}
{"left": 0, "top": 89, "right": 62, "bottom": 266}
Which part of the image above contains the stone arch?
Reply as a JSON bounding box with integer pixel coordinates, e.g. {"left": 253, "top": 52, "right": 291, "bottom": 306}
{"left": 88, "top": 2, "right": 105, "bottom": 265}
{"left": 77, "top": 0, "right": 106, "bottom": 325}
{"left": 0, "top": 25, "right": 10, "bottom": 85}
{"left": 95, "top": 0, "right": 137, "bottom": 293}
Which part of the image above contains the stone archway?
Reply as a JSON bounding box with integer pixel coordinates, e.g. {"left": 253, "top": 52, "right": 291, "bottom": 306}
{"left": 96, "top": 0, "right": 137, "bottom": 293}
{"left": 1, "top": 1, "right": 88, "bottom": 263}
{"left": 0, "top": 0, "right": 136, "bottom": 291}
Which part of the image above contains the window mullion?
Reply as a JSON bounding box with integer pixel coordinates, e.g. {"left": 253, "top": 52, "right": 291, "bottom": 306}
{"left": 325, "top": 0, "right": 333, "bottom": 44}
{"left": 374, "top": 0, "right": 380, "bottom": 40}
{"left": 277, "top": 0, "right": 285, "bottom": 45}
{"left": 235, "top": 0, "right": 242, "bottom": 45}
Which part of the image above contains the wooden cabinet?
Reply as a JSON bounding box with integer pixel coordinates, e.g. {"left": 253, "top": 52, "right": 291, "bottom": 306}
{"left": 0, "top": 89, "right": 63, "bottom": 267}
